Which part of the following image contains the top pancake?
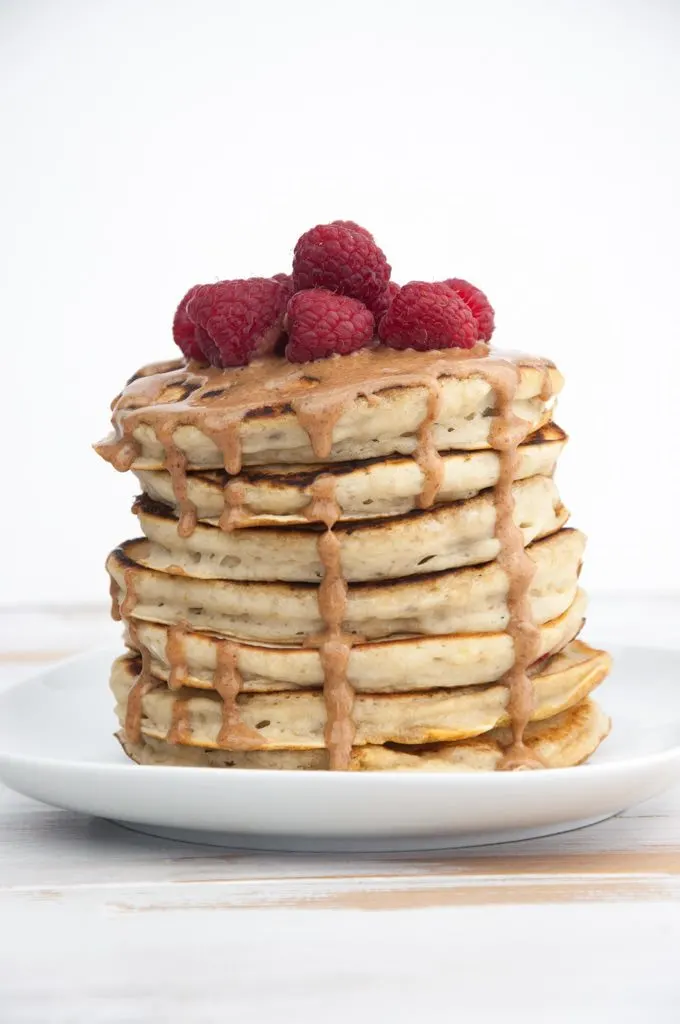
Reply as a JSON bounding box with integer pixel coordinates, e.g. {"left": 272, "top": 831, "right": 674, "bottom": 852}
{"left": 95, "top": 348, "right": 562, "bottom": 470}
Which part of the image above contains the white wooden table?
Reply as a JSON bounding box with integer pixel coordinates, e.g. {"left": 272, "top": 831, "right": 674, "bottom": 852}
{"left": 1, "top": 598, "right": 679, "bottom": 1023}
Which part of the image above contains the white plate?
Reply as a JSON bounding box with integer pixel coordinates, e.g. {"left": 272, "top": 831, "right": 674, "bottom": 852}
{"left": 0, "top": 644, "right": 679, "bottom": 852}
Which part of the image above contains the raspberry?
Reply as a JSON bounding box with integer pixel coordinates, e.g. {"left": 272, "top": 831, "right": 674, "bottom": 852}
{"left": 186, "top": 277, "right": 291, "bottom": 367}
{"left": 196, "top": 330, "right": 225, "bottom": 367}
{"left": 442, "top": 278, "right": 495, "bottom": 341}
{"left": 172, "top": 285, "right": 209, "bottom": 362}
{"left": 378, "top": 282, "right": 478, "bottom": 351}
{"left": 373, "top": 280, "right": 401, "bottom": 323}
{"left": 292, "top": 222, "right": 391, "bottom": 313}
{"left": 285, "top": 289, "right": 375, "bottom": 363}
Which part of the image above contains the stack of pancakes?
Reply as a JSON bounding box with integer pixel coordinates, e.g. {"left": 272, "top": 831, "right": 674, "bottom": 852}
{"left": 98, "top": 348, "right": 611, "bottom": 771}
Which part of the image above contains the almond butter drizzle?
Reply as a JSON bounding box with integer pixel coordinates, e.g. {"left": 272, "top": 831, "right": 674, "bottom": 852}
{"left": 166, "top": 623, "right": 188, "bottom": 690}
{"left": 304, "top": 476, "right": 356, "bottom": 770}
{"left": 155, "top": 423, "right": 197, "bottom": 538}
{"left": 99, "top": 346, "right": 556, "bottom": 770}
{"left": 220, "top": 479, "right": 247, "bottom": 532}
{"left": 119, "top": 568, "right": 138, "bottom": 619}
{"left": 120, "top": 616, "right": 265, "bottom": 750}
{"left": 213, "top": 641, "right": 263, "bottom": 749}
{"left": 205, "top": 417, "right": 243, "bottom": 476}
{"left": 415, "top": 379, "right": 444, "bottom": 509}
{"left": 124, "top": 621, "right": 156, "bottom": 744}
{"left": 166, "top": 698, "right": 192, "bottom": 745}
{"left": 486, "top": 364, "right": 544, "bottom": 770}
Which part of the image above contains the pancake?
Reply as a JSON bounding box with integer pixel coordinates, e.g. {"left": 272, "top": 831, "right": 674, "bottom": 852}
{"left": 134, "top": 423, "right": 567, "bottom": 526}
{"left": 96, "top": 350, "right": 562, "bottom": 470}
{"left": 118, "top": 698, "right": 610, "bottom": 771}
{"left": 133, "top": 474, "right": 569, "bottom": 583}
{"left": 111, "top": 639, "right": 610, "bottom": 750}
{"left": 124, "top": 588, "right": 588, "bottom": 693}
{"left": 107, "top": 528, "right": 585, "bottom": 643}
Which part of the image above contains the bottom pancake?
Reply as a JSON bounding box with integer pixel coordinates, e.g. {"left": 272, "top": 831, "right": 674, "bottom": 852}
{"left": 111, "top": 639, "right": 611, "bottom": 751}
{"left": 118, "top": 698, "right": 610, "bottom": 771}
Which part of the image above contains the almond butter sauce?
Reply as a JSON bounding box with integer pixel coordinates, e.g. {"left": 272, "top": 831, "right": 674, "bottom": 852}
{"left": 166, "top": 698, "right": 192, "bottom": 745}
{"left": 212, "top": 641, "right": 263, "bottom": 749}
{"left": 415, "top": 379, "right": 445, "bottom": 509}
{"left": 119, "top": 568, "right": 138, "bottom": 620}
{"left": 487, "top": 364, "right": 545, "bottom": 770}
{"left": 220, "top": 479, "right": 248, "bottom": 532}
{"left": 123, "top": 621, "right": 157, "bottom": 744}
{"left": 304, "top": 476, "right": 356, "bottom": 769}
{"left": 166, "top": 623, "right": 188, "bottom": 690}
{"left": 99, "top": 345, "right": 557, "bottom": 770}
{"left": 155, "top": 422, "right": 197, "bottom": 538}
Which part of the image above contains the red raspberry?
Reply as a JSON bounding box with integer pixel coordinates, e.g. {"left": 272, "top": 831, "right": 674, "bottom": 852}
{"left": 378, "top": 282, "right": 478, "bottom": 352}
{"left": 285, "top": 289, "right": 375, "bottom": 363}
{"left": 442, "top": 278, "right": 495, "bottom": 341}
{"left": 196, "top": 330, "right": 225, "bottom": 367}
{"left": 172, "top": 285, "right": 209, "bottom": 362}
{"left": 186, "top": 277, "right": 291, "bottom": 367}
{"left": 373, "top": 280, "right": 401, "bottom": 323}
{"left": 272, "top": 272, "right": 293, "bottom": 287}
{"left": 292, "top": 222, "right": 391, "bottom": 313}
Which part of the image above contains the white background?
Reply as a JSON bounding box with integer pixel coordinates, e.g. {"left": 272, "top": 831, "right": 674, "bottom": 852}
{"left": 0, "top": 0, "right": 678, "bottom": 605}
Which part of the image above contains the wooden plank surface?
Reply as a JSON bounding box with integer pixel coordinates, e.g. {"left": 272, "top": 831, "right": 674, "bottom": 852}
{"left": 1, "top": 601, "right": 679, "bottom": 1022}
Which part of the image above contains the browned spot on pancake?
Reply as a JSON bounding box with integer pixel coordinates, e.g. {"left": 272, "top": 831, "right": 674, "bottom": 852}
{"left": 243, "top": 403, "right": 293, "bottom": 419}
{"left": 525, "top": 423, "right": 566, "bottom": 445}
{"left": 110, "top": 544, "right": 146, "bottom": 572}
{"left": 133, "top": 494, "right": 177, "bottom": 519}
{"left": 157, "top": 380, "right": 203, "bottom": 403}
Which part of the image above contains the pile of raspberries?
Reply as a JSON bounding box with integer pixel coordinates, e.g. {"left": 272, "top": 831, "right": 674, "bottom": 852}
{"left": 172, "top": 220, "right": 495, "bottom": 366}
